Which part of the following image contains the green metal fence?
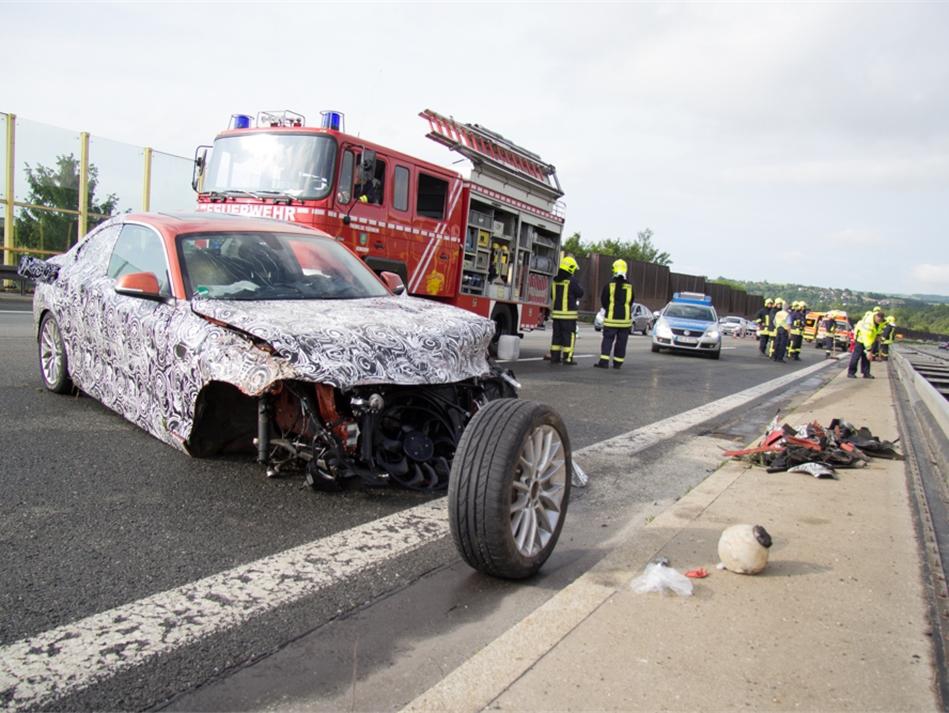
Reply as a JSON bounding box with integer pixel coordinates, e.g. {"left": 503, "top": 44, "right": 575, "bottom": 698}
{"left": 1, "top": 111, "right": 194, "bottom": 267}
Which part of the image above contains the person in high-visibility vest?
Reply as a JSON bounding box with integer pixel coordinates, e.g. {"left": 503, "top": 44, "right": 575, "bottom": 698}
{"left": 848, "top": 309, "right": 886, "bottom": 378}
{"left": 550, "top": 255, "right": 583, "bottom": 365}
{"left": 880, "top": 315, "right": 897, "bottom": 360}
{"left": 787, "top": 300, "right": 805, "bottom": 361}
{"left": 755, "top": 298, "right": 774, "bottom": 356}
{"left": 595, "top": 259, "right": 634, "bottom": 369}
{"left": 771, "top": 298, "right": 790, "bottom": 362}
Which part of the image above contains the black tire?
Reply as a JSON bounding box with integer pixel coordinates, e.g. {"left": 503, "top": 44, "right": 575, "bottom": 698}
{"left": 38, "top": 313, "right": 72, "bottom": 394}
{"left": 651, "top": 343, "right": 660, "bottom": 353}
{"left": 710, "top": 350, "right": 721, "bottom": 360}
{"left": 448, "top": 399, "right": 571, "bottom": 580}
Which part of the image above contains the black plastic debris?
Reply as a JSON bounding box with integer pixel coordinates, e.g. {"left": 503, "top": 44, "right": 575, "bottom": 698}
{"left": 724, "top": 417, "right": 902, "bottom": 473}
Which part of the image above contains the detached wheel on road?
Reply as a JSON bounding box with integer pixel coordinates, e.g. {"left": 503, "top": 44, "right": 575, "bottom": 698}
{"left": 448, "top": 399, "right": 571, "bottom": 580}
{"left": 38, "top": 313, "right": 72, "bottom": 394}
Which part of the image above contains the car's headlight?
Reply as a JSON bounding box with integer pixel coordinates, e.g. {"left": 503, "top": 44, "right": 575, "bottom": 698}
{"left": 655, "top": 320, "right": 673, "bottom": 339}
{"left": 705, "top": 328, "right": 720, "bottom": 340}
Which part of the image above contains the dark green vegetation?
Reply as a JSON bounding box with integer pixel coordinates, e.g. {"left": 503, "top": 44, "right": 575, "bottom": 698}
{"left": 562, "top": 229, "right": 673, "bottom": 267}
{"left": 15, "top": 154, "right": 118, "bottom": 253}
{"left": 713, "top": 278, "right": 949, "bottom": 336}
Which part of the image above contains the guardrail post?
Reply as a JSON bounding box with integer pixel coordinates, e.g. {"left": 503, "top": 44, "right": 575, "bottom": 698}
{"left": 78, "top": 131, "right": 89, "bottom": 243}
{"left": 3, "top": 113, "right": 14, "bottom": 268}
{"left": 142, "top": 147, "right": 152, "bottom": 211}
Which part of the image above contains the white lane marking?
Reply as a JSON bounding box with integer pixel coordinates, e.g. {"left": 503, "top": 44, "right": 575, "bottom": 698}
{"left": 573, "top": 358, "right": 832, "bottom": 458}
{"left": 0, "top": 310, "right": 31, "bottom": 315}
{"left": 0, "top": 502, "right": 449, "bottom": 711}
{"left": 0, "top": 358, "right": 834, "bottom": 710}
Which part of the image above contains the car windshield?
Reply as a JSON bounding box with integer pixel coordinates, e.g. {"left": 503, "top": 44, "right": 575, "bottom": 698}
{"left": 177, "top": 231, "right": 390, "bottom": 300}
{"left": 203, "top": 133, "right": 337, "bottom": 200}
{"left": 721, "top": 317, "right": 741, "bottom": 323}
{"left": 665, "top": 304, "right": 715, "bottom": 321}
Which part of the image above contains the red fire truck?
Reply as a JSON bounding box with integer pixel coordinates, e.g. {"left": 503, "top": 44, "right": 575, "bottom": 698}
{"left": 193, "top": 109, "right": 566, "bottom": 338}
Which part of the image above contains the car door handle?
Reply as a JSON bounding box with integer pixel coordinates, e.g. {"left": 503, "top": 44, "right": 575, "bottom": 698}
{"left": 373, "top": 241, "right": 385, "bottom": 249}
{"left": 438, "top": 253, "right": 448, "bottom": 261}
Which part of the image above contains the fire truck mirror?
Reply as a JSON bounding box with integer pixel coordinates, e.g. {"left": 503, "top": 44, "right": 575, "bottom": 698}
{"left": 192, "top": 145, "right": 210, "bottom": 192}
{"left": 337, "top": 190, "right": 351, "bottom": 204}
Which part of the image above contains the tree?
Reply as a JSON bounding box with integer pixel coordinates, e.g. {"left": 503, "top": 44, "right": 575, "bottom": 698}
{"left": 561, "top": 231, "right": 589, "bottom": 258}
{"left": 14, "top": 154, "right": 118, "bottom": 253}
{"left": 560, "top": 228, "right": 673, "bottom": 267}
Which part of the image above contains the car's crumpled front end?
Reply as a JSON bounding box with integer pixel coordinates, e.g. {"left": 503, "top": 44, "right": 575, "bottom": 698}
{"left": 188, "top": 296, "right": 518, "bottom": 491}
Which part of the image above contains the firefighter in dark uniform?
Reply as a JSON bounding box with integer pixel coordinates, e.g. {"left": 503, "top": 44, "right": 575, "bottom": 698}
{"left": 550, "top": 256, "right": 583, "bottom": 365}
{"left": 787, "top": 300, "right": 805, "bottom": 361}
{"left": 756, "top": 298, "right": 774, "bottom": 356}
{"left": 880, "top": 315, "right": 896, "bottom": 360}
{"left": 771, "top": 298, "right": 790, "bottom": 362}
{"left": 595, "top": 259, "right": 634, "bottom": 369}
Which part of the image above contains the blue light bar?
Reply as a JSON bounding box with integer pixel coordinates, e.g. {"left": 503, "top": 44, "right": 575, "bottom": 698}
{"left": 231, "top": 114, "right": 252, "bottom": 130}
{"left": 320, "top": 110, "right": 344, "bottom": 131}
{"left": 672, "top": 292, "right": 712, "bottom": 305}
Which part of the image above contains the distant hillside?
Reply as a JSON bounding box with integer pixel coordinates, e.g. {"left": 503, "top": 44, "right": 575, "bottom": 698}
{"left": 712, "top": 278, "right": 949, "bottom": 336}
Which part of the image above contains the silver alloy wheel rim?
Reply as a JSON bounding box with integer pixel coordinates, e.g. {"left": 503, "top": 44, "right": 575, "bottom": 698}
{"left": 510, "top": 424, "right": 567, "bottom": 557}
{"left": 40, "top": 319, "right": 63, "bottom": 386}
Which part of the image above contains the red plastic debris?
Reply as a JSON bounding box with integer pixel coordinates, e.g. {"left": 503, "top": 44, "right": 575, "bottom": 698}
{"left": 685, "top": 567, "right": 709, "bottom": 579}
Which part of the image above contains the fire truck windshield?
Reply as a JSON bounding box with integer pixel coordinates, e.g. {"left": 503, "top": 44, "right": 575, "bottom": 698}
{"left": 203, "top": 133, "right": 337, "bottom": 201}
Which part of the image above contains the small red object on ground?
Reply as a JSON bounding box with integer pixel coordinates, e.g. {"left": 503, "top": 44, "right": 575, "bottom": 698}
{"left": 685, "top": 567, "right": 709, "bottom": 579}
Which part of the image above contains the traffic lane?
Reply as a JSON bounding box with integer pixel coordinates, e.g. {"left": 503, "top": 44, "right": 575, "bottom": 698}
{"left": 0, "top": 329, "right": 806, "bottom": 646}
{"left": 2, "top": 331, "right": 837, "bottom": 710}
{"left": 0, "top": 340, "right": 436, "bottom": 645}
{"left": 511, "top": 330, "right": 819, "bottom": 449}
{"left": 160, "top": 367, "right": 838, "bottom": 713}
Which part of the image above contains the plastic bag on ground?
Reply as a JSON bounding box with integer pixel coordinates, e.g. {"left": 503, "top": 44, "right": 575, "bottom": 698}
{"left": 630, "top": 562, "right": 694, "bottom": 597}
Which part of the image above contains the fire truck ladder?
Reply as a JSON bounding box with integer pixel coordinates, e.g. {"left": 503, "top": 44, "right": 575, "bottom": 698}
{"left": 419, "top": 109, "right": 563, "bottom": 199}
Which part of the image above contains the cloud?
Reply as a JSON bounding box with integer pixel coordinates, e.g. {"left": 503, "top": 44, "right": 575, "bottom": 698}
{"left": 911, "top": 264, "right": 949, "bottom": 289}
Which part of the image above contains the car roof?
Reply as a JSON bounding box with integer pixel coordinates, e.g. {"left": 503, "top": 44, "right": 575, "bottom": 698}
{"left": 121, "top": 211, "right": 332, "bottom": 238}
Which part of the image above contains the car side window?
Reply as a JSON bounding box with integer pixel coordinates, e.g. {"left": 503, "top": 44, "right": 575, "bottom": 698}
{"left": 108, "top": 224, "right": 171, "bottom": 295}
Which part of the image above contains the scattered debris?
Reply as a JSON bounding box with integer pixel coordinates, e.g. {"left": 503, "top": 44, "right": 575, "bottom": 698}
{"left": 718, "top": 524, "right": 772, "bottom": 575}
{"left": 571, "top": 461, "right": 589, "bottom": 488}
{"left": 788, "top": 462, "right": 837, "bottom": 479}
{"left": 723, "top": 417, "right": 901, "bottom": 473}
{"left": 630, "top": 562, "right": 694, "bottom": 597}
{"left": 684, "top": 567, "right": 709, "bottom": 579}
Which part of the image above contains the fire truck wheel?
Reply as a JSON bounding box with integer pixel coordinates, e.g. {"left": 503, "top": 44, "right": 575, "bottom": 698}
{"left": 448, "top": 399, "right": 571, "bottom": 580}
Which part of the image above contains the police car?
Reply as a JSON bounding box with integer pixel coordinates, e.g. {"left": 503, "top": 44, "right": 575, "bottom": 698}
{"left": 651, "top": 292, "right": 722, "bottom": 359}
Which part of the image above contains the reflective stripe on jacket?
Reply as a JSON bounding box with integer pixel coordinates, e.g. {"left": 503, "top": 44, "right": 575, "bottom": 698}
{"left": 551, "top": 279, "right": 578, "bottom": 319}
{"left": 601, "top": 279, "right": 633, "bottom": 328}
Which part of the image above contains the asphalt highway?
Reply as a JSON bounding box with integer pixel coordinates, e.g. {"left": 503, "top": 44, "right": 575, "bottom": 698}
{"left": 0, "top": 305, "right": 841, "bottom": 711}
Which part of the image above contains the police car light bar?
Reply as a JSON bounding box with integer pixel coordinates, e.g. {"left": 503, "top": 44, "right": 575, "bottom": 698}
{"left": 673, "top": 292, "right": 712, "bottom": 305}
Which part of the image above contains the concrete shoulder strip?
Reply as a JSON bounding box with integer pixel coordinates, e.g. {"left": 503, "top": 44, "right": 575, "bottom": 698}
{"left": 404, "top": 360, "right": 835, "bottom": 713}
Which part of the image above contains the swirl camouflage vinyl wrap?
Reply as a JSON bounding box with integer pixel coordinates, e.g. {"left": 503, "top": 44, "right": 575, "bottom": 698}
{"left": 31, "top": 217, "right": 495, "bottom": 454}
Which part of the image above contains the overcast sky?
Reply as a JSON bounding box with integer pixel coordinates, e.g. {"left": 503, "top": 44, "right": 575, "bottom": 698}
{"left": 3, "top": 1, "right": 947, "bottom": 296}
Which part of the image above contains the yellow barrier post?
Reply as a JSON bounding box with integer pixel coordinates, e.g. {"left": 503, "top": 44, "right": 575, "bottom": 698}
{"left": 3, "top": 113, "right": 14, "bottom": 268}
{"left": 77, "top": 131, "right": 89, "bottom": 244}
{"left": 142, "top": 147, "right": 153, "bottom": 211}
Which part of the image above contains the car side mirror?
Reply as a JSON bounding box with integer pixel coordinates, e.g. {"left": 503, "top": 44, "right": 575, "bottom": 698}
{"left": 380, "top": 271, "right": 406, "bottom": 295}
{"left": 115, "top": 272, "right": 165, "bottom": 301}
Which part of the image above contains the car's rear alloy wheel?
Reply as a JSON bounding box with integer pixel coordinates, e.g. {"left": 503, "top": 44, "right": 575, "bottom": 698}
{"left": 39, "top": 313, "right": 71, "bottom": 394}
{"left": 448, "top": 399, "right": 570, "bottom": 579}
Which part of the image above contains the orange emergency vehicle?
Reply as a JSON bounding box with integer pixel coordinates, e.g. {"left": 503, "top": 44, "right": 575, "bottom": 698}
{"left": 803, "top": 310, "right": 823, "bottom": 343}
{"left": 193, "top": 109, "right": 565, "bottom": 338}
